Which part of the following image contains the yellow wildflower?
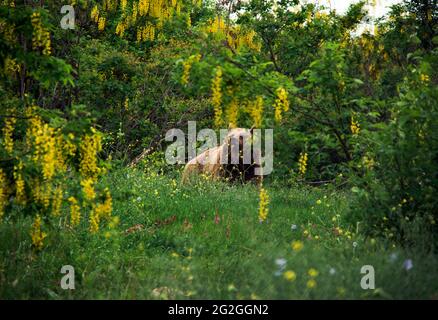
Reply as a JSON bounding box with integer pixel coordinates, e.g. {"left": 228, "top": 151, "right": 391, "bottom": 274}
{"left": 258, "top": 187, "right": 269, "bottom": 222}
{"left": 306, "top": 279, "right": 317, "bottom": 289}
{"left": 291, "top": 240, "right": 304, "bottom": 252}
{"left": 283, "top": 270, "right": 297, "bottom": 282}
{"left": 308, "top": 268, "right": 319, "bottom": 277}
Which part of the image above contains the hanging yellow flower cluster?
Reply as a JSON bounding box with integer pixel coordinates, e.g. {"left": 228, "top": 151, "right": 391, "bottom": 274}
{"left": 30, "top": 12, "right": 51, "bottom": 55}
{"left": 358, "top": 35, "right": 387, "bottom": 81}
{"left": 258, "top": 187, "right": 269, "bottom": 222}
{"left": 79, "top": 128, "right": 102, "bottom": 180}
{"left": 94, "top": 188, "right": 113, "bottom": 220}
{"left": 27, "top": 114, "right": 63, "bottom": 180}
{"left": 120, "top": 0, "right": 128, "bottom": 11}
{"left": 68, "top": 196, "right": 81, "bottom": 227}
{"left": 3, "top": 57, "right": 21, "bottom": 77}
{"left": 88, "top": 187, "right": 113, "bottom": 233}
{"left": 181, "top": 54, "right": 201, "bottom": 85}
{"left": 0, "top": 169, "right": 7, "bottom": 222}
{"left": 2, "top": 115, "right": 16, "bottom": 154}
{"left": 13, "top": 161, "right": 26, "bottom": 205}
{"left": 95, "top": 0, "right": 185, "bottom": 41}
{"left": 248, "top": 96, "right": 264, "bottom": 128}
{"left": 211, "top": 67, "right": 223, "bottom": 127}
{"left": 33, "top": 179, "right": 52, "bottom": 209}
{"left": 137, "top": 23, "right": 156, "bottom": 42}
{"left": 1, "top": 106, "right": 115, "bottom": 249}
{"left": 274, "top": 87, "right": 289, "bottom": 123}
{"left": 51, "top": 187, "right": 63, "bottom": 217}
{"left": 91, "top": 5, "right": 100, "bottom": 23}
{"left": 81, "top": 178, "right": 96, "bottom": 201}
{"left": 98, "top": 17, "right": 106, "bottom": 31}
{"left": 204, "top": 16, "right": 261, "bottom": 52}
{"left": 350, "top": 116, "right": 360, "bottom": 135}
{"left": 1, "top": 0, "right": 15, "bottom": 7}
{"left": 103, "top": 0, "right": 119, "bottom": 12}
{"left": 226, "top": 97, "right": 239, "bottom": 128}
{"left": 30, "top": 214, "right": 47, "bottom": 251}
{"left": 298, "top": 152, "right": 308, "bottom": 175}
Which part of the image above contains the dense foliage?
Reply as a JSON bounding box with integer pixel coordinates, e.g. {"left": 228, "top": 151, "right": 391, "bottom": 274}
{"left": 0, "top": 0, "right": 437, "bottom": 299}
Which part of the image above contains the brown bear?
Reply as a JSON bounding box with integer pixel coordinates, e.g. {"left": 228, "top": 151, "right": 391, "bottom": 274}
{"left": 181, "top": 128, "right": 263, "bottom": 185}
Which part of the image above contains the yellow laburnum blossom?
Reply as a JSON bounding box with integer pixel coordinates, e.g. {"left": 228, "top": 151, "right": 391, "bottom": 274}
{"left": 63, "top": 133, "right": 77, "bottom": 158}
{"left": 226, "top": 97, "right": 239, "bottom": 128}
{"left": 132, "top": 2, "right": 138, "bottom": 22}
{"left": 274, "top": 87, "right": 289, "bottom": 123}
{"left": 211, "top": 67, "right": 223, "bottom": 127}
{"left": 258, "top": 187, "right": 269, "bottom": 222}
{"left": 115, "top": 21, "right": 126, "bottom": 37}
{"left": 33, "top": 180, "right": 51, "bottom": 209}
{"left": 81, "top": 178, "right": 96, "bottom": 201}
{"left": 204, "top": 16, "right": 260, "bottom": 52}
{"left": 68, "top": 196, "right": 81, "bottom": 227}
{"left": 0, "top": 169, "right": 8, "bottom": 221}
{"left": 98, "top": 17, "right": 106, "bottom": 31}
{"left": 51, "top": 187, "right": 63, "bottom": 217}
{"left": 13, "top": 161, "right": 26, "bottom": 205}
{"left": 30, "top": 12, "right": 51, "bottom": 55}
{"left": 121, "top": 0, "right": 128, "bottom": 11}
{"left": 298, "top": 152, "right": 308, "bottom": 175}
{"left": 79, "top": 128, "right": 102, "bottom": 180}
{"left": 2, "top": 115, "right": 16, "bottom": 154}
{"left": 30, "top": 214, "right": 47, "bottom": 250}
{"left": 94, "top": 188, "right": 112, "bottom": 220}
{"left": 351, "top": 116, "right": 360, "bottom": 135}
{"left": 91, "top": 5, "right": 99, "bottom": 23}
{"left": 89, "top": 208, "right": 100, "bottom": 233}
{"left": 139, "top": 0, "right": 150, "bottom": 16}
{"left": 181, "top": 54, "right": 201, "bottom": 85}
{"left": 249, "top": 96, "right": 264, "bottom": 128}
{"left": 27, "top": 116, "right": 59, "bottom": 180}
{"left": 4, "top": 57, "right": 21, "bottom": 76}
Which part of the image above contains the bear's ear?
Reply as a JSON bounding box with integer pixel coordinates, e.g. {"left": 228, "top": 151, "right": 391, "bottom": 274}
{"left": 228, "top": 123, "right": 233, "bottom": 131}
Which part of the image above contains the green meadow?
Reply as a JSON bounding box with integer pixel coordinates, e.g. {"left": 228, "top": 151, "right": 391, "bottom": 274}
{"left": 1, "top": 167, "right": 437, "bottom": 299}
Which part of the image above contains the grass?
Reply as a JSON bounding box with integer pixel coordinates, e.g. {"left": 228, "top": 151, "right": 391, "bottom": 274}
{"left": 1, "top": 166, "right": 438, "bottom": 299}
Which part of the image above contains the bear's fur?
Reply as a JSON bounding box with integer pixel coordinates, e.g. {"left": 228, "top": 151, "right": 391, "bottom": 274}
{"left": 181, "top": 128, "right": 262, "bottom": 184}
